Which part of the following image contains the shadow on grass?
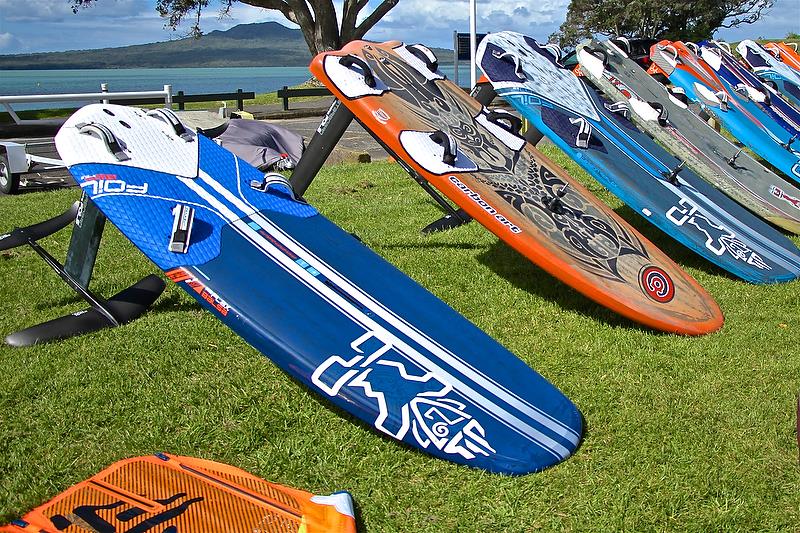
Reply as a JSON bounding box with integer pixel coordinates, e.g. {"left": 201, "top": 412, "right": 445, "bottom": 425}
{"left": 30, "top": 280, "right": 198, "bottom": 315}
{"left": 150, "top": 291, "right": 201, "bottom": 314}
{"left": 378, "top": 240, "right": 487, "bottom": 252}
{"left": 474, "top": 239, "right": 652, "bottom": 333}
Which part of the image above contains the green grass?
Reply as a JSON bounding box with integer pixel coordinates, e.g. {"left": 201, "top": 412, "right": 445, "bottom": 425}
{"left": 1, "top": 150, "right": 800, "bottom": 531}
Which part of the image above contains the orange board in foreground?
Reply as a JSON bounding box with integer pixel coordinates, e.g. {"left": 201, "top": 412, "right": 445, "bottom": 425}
{"left": 1, "top": 454, "right": 357, "bottom": 533}
{"left": 310, "top": 40, "right": 723, "bottom": 335}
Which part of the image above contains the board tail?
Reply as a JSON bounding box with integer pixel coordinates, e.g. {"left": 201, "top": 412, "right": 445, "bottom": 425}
{"left": 0, "top": 453, "right": 358, "bottom": 533}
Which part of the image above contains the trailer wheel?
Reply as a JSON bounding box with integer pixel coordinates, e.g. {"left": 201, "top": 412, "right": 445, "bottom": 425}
{"left": 0, "top": 153, "right": 20, "bottom": 195}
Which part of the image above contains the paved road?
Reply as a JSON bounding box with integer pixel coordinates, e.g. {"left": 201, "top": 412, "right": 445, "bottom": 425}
{"left": 269, "top": 114, "right": 390, "bottom": 162}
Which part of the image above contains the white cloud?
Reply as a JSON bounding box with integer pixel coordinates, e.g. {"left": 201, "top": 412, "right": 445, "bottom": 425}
{"left": 1, "top": 0, "right": 796, "bottom": 55}
{"left": 716, "top": 1, "right": 800, "bottom": 41}
{"left": 0, "top": 0, "right": 147, "bottom": 23}
{"left": 0, "top": 31, "right": 21, "bottom": 53}
{"left": 365, "top": 0, "right": 568, "bottom": 47}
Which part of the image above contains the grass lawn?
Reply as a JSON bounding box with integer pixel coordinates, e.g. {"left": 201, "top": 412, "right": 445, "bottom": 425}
{"left": 1, "top": 148, "right": 799, "bottom": 530}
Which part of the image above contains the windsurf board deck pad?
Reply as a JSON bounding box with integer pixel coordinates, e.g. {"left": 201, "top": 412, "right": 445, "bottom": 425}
{"left": 54, "top": 104, "right": 583, "bottom": 475}
{"left": 0, "top": 453, "right": 357, "bottom": 533}
{"left": 310, "top": 40, "right": 723, "bottom": 335}
{"left": 698, "top": 41, "right": 800, "bottom": 141}
{"left": 649, "top": 40, "right": 800, "bottom": 183}
{"left": 477, "top": 31, "right": 800, "bottom": 285}
{"left": 576, "top": 37, "right": 800, "bottom": 234}
{"left": 738, "top": 39, "right": 800, "bottom": 109}
{"left": 764, "top": 42, "right": 800, "bottom": 75}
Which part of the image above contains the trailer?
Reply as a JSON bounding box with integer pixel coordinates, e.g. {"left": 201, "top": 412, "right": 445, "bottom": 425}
{"left": 1, "top": 85, "right": 174, "bottom": 195}
{"left": 0, "top": 139, "right": 72, "bottom": 194}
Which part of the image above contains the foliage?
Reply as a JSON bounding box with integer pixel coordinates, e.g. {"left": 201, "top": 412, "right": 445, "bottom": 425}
{"left": 551, "top": 0, "right": 774, "bottom": 46}
{"left": 69, "top": 0, "right": 399, "bottom": 56}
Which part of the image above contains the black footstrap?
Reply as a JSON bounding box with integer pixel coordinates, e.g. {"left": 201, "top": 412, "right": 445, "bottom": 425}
{"left": 568, "top": 117, "right": 593, "bottom": 149}
{"left": 649, "top": 101, "right": 669, "bottom": 126}
{"left": 406, "top": 44, "right": 439, "bottom": 72}
{"left": 604, "top": 101, "right": 631, "bottom": 119}
{"left": 429, "top": 130, "right": 458, "bottom": 166}
{"left": 147, "top": 109, "right": 193, "bottom": 141}
{"left": 78, "top": 123, "right": 129, "bottom": 161}
{"left": 485, "top": 110, "right": 523, "bottom": 134}
{"left": 339, "top": 55, "right": 377, "bottom": 88}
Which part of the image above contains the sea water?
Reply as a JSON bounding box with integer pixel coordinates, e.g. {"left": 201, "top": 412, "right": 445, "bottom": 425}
{"left": 0, "top": 65, "right": 473, "bottom": 110}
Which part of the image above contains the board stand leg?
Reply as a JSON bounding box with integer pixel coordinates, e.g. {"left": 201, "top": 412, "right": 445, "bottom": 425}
{"left": 396, "top": 156, "right": 472, "bottom": 234}
{"left": 1, "top": 198, "right": 165, "bottom": 346}
{"left": 291, "top": 100, "right": 356, "bottom": 198}
{"left": 292, "top": 98, "right": 473, "bottom": 233}
{"left": 363, "top": 131, "right": 472, "bottom": 233}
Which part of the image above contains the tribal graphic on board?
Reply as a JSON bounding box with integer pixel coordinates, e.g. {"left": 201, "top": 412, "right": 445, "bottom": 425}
{"left": 362, "top": 44, "right": 651, "bottom": 282}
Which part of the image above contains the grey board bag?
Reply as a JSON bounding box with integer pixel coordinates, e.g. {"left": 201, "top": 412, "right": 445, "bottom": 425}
{"left": 214, "top": 118, "right": 305, "bottom": 170}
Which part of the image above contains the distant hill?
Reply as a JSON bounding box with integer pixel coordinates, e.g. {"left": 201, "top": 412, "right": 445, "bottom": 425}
{"left": 0, "top": 22, "right": 453, "bottom": 69}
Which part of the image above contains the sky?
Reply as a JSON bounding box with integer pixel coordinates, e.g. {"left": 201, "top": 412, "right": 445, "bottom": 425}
{"left": 0, "top": 0, "right": 798, "bottom": 55}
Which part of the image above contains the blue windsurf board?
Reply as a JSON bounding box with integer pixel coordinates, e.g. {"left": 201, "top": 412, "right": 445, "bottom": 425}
{"left": 699, "top": 41, "right": 800, "bottom": 144}
{"left": 649, "top": 40, "right": 800, "bottom": 183}
{"left": 477, "top": 32, "right": 800, "bottom": 284}
{"left": 53, "top": 104, "right": 583, "bottom": 475}
{"left": 737, "top": 39, "right": 800, "bottom": 109}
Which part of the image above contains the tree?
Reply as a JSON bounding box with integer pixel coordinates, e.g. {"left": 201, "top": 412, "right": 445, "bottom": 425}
{"left": 69, "top": 0, "right": 399, "bottom": 56}
{"left": 550, "top": 0, "right": 774, "bottom": 46}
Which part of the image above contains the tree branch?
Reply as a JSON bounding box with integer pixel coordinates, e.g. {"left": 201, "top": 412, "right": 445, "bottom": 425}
{"left": 341, "top": 0, "right": 369, "bottom": 41}
{"left": 245, "top": 0, "right": 298, "bottom": 23}
{"left": 351, "top": 0, "right": 398, "bottom": 41}
{"left": 71, "top": 0, "right": 399, "bottom": 58}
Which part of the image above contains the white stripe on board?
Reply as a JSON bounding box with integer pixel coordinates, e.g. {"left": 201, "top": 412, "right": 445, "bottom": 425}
{"left": 178, "top": 172, "right": 576, "bottom": 457}
{"left": 197, "top": 155, "right": 579, "bottom": 440}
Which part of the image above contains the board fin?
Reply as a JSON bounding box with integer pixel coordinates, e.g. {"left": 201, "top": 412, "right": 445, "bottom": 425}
{"left": 0, "top": 202, "right": 79, "bottom": 251}
{"left": 422, "top": 208, "right": 472, "bottom": 234}
{"left": 2, "top": 202, "right": 165, "bottom": 346}
{"left": 5, "top": 275, "right": 165, "bottom": 347}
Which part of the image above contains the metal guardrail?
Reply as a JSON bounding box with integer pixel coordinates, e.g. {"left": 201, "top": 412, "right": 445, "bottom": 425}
{"left": 1, "top": 85, "right": 256, "bottom": 126}
{"left": 0, "top": 84, "right": 173, "bottom": 125}
{"left": 112, "top": 89, "right": 255, "bottom": 111}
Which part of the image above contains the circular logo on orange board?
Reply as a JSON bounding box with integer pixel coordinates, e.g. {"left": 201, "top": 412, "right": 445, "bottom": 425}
{"left": 639, "top": 265, "right": 675, "bottom": 303}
